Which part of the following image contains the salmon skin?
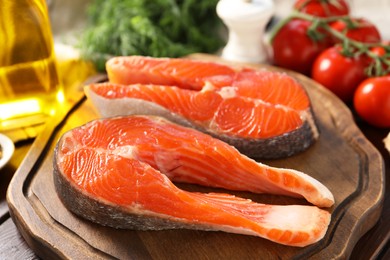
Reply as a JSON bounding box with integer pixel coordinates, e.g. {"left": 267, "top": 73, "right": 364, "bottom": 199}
{"left": 85, "top": 56, "right": 319, "bottom": 159}
{"left": 54, "top": 116, "right": 333, "bottom": 247}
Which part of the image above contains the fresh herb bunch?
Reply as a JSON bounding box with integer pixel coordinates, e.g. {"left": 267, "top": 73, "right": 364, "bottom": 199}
{"left": 80, "top": 0, "right": 224, "bottom": 71}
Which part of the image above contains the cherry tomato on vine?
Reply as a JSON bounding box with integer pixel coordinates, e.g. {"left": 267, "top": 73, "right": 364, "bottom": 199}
{"left": 368, "top": 42, "right": 390, "bottom": 76}
{"left": 370, "top": 46, "right": 387, "bottom": 56}
{"left": 354, "top": 76, "right": 390, "bottom": 128}
{"left": 369, "top": 41, "right": 390, "bottom": 59}
{"left": 294, "top": 0, "right": 350, "bottom": 17}
{"left": 272, "top": 18, "right": 332, "bottom": 75}
{"left": 311, "top": 46, "right": 368, "bottom": 102}
{"left": 330, "top": 18, "right": 382, "bottom": 43}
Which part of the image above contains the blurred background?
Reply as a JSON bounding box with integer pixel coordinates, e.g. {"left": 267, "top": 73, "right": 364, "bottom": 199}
{"left": 48, "top": 0, "right": 390, "bottom": 62}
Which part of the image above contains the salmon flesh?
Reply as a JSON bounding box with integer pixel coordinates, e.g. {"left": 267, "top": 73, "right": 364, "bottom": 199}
{"left": 54, "top": 116, "right": 333, "bottom": 247}
{"left": 85, "top": 56, "right": 319, "bottom": 159}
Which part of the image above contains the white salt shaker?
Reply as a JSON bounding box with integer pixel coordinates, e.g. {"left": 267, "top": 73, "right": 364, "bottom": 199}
{"left": 217, "top": 0, "right": 275, "bottom": 63}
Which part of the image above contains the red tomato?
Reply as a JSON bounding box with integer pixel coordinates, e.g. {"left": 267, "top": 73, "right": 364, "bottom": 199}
{"left": 330, "top": 18, "right": 381, "bottom": 43}
{"left": 369, "top": 43, "right": 390, "bottom": 76}
{"left": 272, "top": 19, "right": 332, "bottom": 76}
{"left": 370, "top": 46, "right": 387, "bottom": 56}
{"left": 369, "top": 41, "right": 390, "bottom": 58}
{"left": 354, "top": 76, "right": 390, "bottom": 128}
{"left": 311, "top": 46, "right": 368, "bottom": 102}
{"left": 294, "top": 0, "right": 349, "bottom": 17}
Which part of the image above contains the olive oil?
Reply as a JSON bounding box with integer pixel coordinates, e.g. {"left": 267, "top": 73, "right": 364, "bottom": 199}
{"left": 0, "top": 0, "right": 63, "bottom": 131}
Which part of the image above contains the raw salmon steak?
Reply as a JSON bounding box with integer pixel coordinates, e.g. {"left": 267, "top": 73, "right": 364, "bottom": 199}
{"left": 54, "top": 116, "right": 333, "bottom": 247}
{"left": 85, "top": 56, "right": 319, "bottom": 159}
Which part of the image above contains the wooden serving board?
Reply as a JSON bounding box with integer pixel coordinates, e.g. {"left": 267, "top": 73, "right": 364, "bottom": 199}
{"left": 7, "top": 54, "right": 385, "bottom": 259}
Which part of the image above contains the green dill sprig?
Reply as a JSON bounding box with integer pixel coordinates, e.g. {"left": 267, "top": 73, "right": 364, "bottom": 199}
{"left": 79, "top": 0, "right": 224, "bottom": 71}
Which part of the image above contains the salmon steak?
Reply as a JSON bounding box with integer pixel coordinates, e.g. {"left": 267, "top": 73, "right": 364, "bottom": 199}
{"left": 53, "top": 116, "right": 333, "bottom": 247}
{"left": 85, "top": 56, "right": 319, "bottom": 159}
